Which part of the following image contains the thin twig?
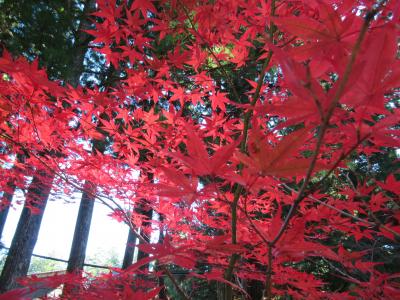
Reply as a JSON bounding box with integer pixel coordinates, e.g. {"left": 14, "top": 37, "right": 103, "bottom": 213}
{"left": 263, "top": 5, "right": 386, "bottom": 299}
{"left": 224, "top": 50, "right": 274, "bottom": 283}
{"left": 281, "top": 182, "right": 374, "bottom": 226}
{"left": 0, "top": 246, "right": 111, "bottom": 270}
{"left": 161, "top": 266, "right": 190, "bottom": 300}
{"left": 270, "top": 7, "right": 379, "bottom": 247}
{"left": 1, "top": 132, "right": 192, "bottom": 299}
{"left": 178, "top": 1, "right": 241, "bottom": 102}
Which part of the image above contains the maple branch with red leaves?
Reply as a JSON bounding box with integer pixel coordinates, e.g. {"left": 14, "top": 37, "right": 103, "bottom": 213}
{"left": 0, "top": 0, "right": 399, "bottom": 299}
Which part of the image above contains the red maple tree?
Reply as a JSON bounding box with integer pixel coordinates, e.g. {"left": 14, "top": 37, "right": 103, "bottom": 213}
{"left": 0, "top": 0, "right": 399, "bottom": 299}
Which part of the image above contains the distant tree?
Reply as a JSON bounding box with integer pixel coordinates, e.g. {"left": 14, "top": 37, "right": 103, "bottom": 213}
{"left": 28, "top": 256, "right": 66, "bottom": 275}
{"left": 84, "top": 248, "right": 121, "bottom": 276}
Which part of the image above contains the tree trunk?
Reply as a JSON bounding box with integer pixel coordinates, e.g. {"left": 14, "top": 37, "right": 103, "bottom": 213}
{"left": 0, "top": 155, "right": 25, "bottom": 242}
{"left": 67, "top": 181, "right": 96, "bottom": 273}
{"left": 0, "top": 180, "right": 15, "bottom": 241}
{"left": 157, "top": 214, "right": 168, "bottom": 299}
{"left": 0, "top": 169, "right": 54, "bottom": 292}
{"left": 217, "top": 282, "right": 234, "bottom": 300}
{"left": 136, "top": 204, "right": 153, "bottom": 262}
{"left": 122, "top": 226, "right": 137, "bottom": 269}
{"left": 135, "top": 173, "right": 154, "bottom": 263}
{"left": 65, "top": 0, "right": 97, "bottom": 275}
{"left": 246, "top": 279, "right": 264, "bottom": 300}
{"left": 63, "top": 181, "right": 95, "bottom": 297}
{"left": 67, "top": 0, "right": 96, "bottom": 87}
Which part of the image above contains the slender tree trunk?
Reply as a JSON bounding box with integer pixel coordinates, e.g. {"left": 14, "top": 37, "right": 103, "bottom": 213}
{"left": 0, "top": 180, "right": 15, "bottom": 241}
{"left": 246, "top": 279, "right": 264, "bottom": 300}
{"left": 122, "top": 226, "right": 137, "bottom": 269}
{"left": 0, "top": 169, "right": 54, "bottom": 292}
{"left": 136, "top": 203, "right": 153, "bottom": 262}
{"left": 135, "top": 173, "right": 154, "bottom": 263}
{"left": 157, "top": 214, "right": 168, "bottom": 299}
{"left": 67, "top": 0, "right": 96, "bottom": 87}
{"left": 0, "top": 155, "right": 25, "bottom": 242}
{"left": 217, "top": 281, "right": 233, "bottom": 300}
{"left": 65, "top": 0, "right": 97, "bottom": 274}
{"left": 67, "top": 181, "right": 96, "bottom": 273}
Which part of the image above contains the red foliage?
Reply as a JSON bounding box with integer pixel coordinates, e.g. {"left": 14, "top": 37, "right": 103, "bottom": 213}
{"left": 0, "top": 0, "right": 399, "bottom": 299}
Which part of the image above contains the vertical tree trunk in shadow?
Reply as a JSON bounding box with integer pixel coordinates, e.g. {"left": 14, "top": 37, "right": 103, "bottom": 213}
{"left": 136, "top": 202, "right": 153, "bottom": 263}
{"left": 67, "top": 0, "right": 96, "bottom": 88}
{"left": 63, "top": 181, "right": 96, "bottom": 297}
{"left": 67, "top": 181, "right": 96, "bottom": 274}
{"left": 134, "top": 202, "right": 154, "bottom": 295}
{"left": 246, "top": 279, "right": 264, "bottom": 300}
{"left": 120, "top": 202, "right": 153, "bottom": 296}
{"left": 0, "top": 169, "right": 54, "bottom": 292}
{"left": 0, "top": 154, "right": 25, "bottom": 242}
{"left": 157, "top": 214, "right": 168, "bottom": 299}
{"left": 63, "top": 1, "right": 97, "bottom": 296}
{"left": 122, "top": 226, "right": 138, "bottom": 269}
{"left": 65, "top": 0, "right": 96, "bottom": 273}
{"left": 0, "top": 180, "right": 15, "bottom": 241}
{"left": 217, "top": 281, "right": 233, "bottom": 300}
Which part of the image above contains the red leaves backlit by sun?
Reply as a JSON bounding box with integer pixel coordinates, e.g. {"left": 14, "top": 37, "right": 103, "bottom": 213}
{"left": 0, "top": 0, "right": 399, "bottom": 299}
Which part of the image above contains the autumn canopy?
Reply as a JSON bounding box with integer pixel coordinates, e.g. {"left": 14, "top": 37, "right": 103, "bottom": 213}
{"left": 0, "top": 0, "right": 399, "bottom": 299}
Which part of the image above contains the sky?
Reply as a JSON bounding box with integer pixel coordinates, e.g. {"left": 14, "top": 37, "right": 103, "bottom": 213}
{"left": 2, "top": 188, "right": 130, "bottom": 267}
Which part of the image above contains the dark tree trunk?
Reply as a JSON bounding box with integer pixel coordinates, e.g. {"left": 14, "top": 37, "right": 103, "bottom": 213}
{"left": 66, "top": 0, "right": 97, "bottom": 275}
{"left": 122, "top": 226, "right": 137, "bottom": 269}
{"left": 246, "top": 279, "right": 264, "bottom": 300}
{"left": 157, "top": 214, "right": 168, "bottom": 299}
{"left": 0, "top": 180, "right": 15, "bottom": 241}
{"left": 217, "top": 282, "right": 233, "bottom": 300}
{"left": 0, "top": 169, "right": 54, "bottom": 293}
{"left": 67, "top": 181, "right": 96, "bottom": 273}
{"left": 135, "top": 173, "right": 154, "bottom": 262}
{"left": 136, "top": 204, "right": 153, "bottom": 262}
{"left": 67, "top": 0, "right": 96, "bottom": 87}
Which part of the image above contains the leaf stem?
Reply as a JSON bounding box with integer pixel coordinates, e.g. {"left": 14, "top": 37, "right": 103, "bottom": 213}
{"left": 270, "top": 5, "right": 377, "bottom": 247}
{"left": 178, "top": 1, "right": 241, "bottom": 102}
{"left": 162, "top": 266, "right": 190, "bottom": 300}
{"left": 263, "top": 5, "right": 384, "bottom": 298}
{"left": 223, "top": 1, "right": 277, "bottom": 297}
{"left": 224, "top": 50, "right": 274, "bottom": 284}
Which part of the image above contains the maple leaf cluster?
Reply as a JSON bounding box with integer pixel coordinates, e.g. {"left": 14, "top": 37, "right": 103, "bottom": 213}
{"left": 0, "top": 0, "right": 399, "bottom": 299}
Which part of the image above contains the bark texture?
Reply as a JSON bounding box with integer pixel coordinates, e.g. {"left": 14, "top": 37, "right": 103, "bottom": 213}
{"left": 122, "top": 227, "right": 137, "bottom": 269}
{"left": 0, "top": 180, "right": 15, "bottom": 240}
{"left": 67, "top": 181, "right": 96, "bottom": 273}
{"left": 0, "top": 169, "right": 54, "bottom": 292}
